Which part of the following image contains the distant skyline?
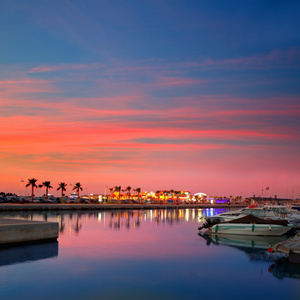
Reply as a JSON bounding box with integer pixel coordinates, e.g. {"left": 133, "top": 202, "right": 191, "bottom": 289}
{"left": 0, "top": 0, "right": 299, "bottom": 198}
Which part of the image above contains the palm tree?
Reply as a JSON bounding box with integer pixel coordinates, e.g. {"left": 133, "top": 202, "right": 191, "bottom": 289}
{"left": 134, "top": 187, "right": 141, "bottom": 203}
{"left": 123, "top": 186, "right": 132, "bottom": 204}
{"left": 114, "top": 186, "right": 121, "bottom": 203}
{"left": 26, "top": 178, "right": 38, "bottom": 203}
{"left": 73, "top": 182, "right": 83, "bottom": 203}
{"left": 155, "top": 190, "right": 161, "bottom": 202}
{"left": 57, "top": 182, "right": 67, "bottom": 202}
{"left": 109, "top": 187, "right": 114, "bottom": 203}
{"left": 39, "top": 181, "right": 53, "bottom": 199}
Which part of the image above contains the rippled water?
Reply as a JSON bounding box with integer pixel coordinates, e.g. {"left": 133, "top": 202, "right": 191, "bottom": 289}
{"left": 0, "top": 208, "right": 299, "bottom": 300}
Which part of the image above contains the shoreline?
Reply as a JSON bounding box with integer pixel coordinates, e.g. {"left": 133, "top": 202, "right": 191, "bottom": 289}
{"left": 0, "top": 203, "right": 246, "bottom": 212}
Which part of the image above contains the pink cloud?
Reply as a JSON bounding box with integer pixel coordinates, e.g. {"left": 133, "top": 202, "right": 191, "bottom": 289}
{"left": 0, "top": 78, "right": 59, "bottom": 98}
{"left": 216, "top": 107, "right": 300, "bottom": 117}
{"left": 1, "top": 60, "right": 299, "bottom": 197}
{"left": 28, "top": 63, "right": 104, "bottom": 73}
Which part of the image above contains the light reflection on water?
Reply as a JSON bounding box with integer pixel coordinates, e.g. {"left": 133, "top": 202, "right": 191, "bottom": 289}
{"left": 0, "top": 208, "right": 227, "bottom": 235}
{"left": 0, "top": 208, "right": 299, "bottom": 300}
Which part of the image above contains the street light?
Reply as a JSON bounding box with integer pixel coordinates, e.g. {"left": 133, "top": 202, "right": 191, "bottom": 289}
{"left": 20, "top": 179, "right": 24, "bottom": 196}
{"left": 69, "top": 183, "right": 72, "bottom": 198}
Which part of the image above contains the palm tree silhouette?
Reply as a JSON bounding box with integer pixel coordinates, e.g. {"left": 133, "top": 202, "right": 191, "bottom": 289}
{"left": 123, "top": 186, "right": 132, "bottom": 204}
{"left": 134, "top": 187, "right": 141, "bottom": 203}
{"left": 109, "top": 187, "right": 114, "bottom": 203}
{"left": 26, "top": 178, "right": 38, "bottom": 203}
{"left": 114, "top": 186, "right": 121, "bottom": 203}
{"left": 39, "top": 181, "right": 53, "bottom": 199}
{"left": 73, "top": 182, "right": 83, "bottom": 203}
{"left": 57, "top": 182, "right": 67, "bottom": 202}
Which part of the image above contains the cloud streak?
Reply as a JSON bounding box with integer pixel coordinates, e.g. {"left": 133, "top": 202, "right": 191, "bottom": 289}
{"left": 28, "top": 63, "right": 105, "bottom": 73}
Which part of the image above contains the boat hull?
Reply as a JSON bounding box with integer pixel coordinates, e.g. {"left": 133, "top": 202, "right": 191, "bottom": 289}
{"left": 210, "top": 223, "right": 292, "bottom": 236}
{"left": 209, "top": 233, "right": 286, "bottom": 249}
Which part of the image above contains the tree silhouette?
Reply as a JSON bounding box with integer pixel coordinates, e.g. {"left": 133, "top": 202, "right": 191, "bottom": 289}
{"left": 123, "top": 186, "right": 132, "bottom": 204}
{"left": 39, "top": 181, "right": 53, "bottom": 199}
{"left": 26, "top": 178, "right": 38, "bottom": 203}
{"left": 73, "top": 182, "right": 83, "bottom": 203}
{"left": 57, "top": 182, "right": 67, "bottom": 202}
{"left": 114, "top": 186, "right": 121, "bottom": 203}
{"left": 134, "top": 187, "right": 141, "bottom": 203}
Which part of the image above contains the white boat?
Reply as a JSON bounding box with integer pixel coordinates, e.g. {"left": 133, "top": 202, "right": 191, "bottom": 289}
{"left": 207, "top": 215, "right": 293, "bottom": 236}
{"left": 264, "top": 205, "right": 300, "bottom": 227}
{"left": 206, "top": 205, "right": 300, "bottom": 227}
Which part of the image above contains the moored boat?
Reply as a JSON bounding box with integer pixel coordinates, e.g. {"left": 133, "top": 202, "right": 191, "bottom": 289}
{"left": 205, "top": 205, "right": 300, "bottom": 227}
{"left": 201, "top": 214, "right": 293, "bottom": 236}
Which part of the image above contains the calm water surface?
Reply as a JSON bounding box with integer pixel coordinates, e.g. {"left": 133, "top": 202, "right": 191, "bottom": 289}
{"left": 0, "top": 208, "right": 299, "bottom": 300}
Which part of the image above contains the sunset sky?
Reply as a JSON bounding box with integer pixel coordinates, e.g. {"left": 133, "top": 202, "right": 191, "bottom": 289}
{"left": 0, "top": 0, "right": 299, "bottom": 198}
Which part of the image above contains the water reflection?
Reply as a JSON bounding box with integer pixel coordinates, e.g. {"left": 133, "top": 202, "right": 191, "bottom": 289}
{"left": 269, "top": 258, "right": 300, "bottom": 279}
{"left": 0, "top": 208, "right": 215, "bottom": 236}
{"left": 0, "top": 208, "right": 299, "bottom": 300}
{"left": 199, "top": 232, "right": 300, "bottom": 281}
{"left": 200, "top": 232, "right": 286, "bottom": 250}
{"left": 73, "top": 214, "right": 82, "bottom": 235}
{"left": 0, "top": 241, "right": 58, "bottom": 266}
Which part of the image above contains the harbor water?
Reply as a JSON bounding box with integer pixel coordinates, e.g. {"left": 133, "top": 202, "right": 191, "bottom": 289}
{"left": 0, "top": 208, "right": 299, "bottom": 300}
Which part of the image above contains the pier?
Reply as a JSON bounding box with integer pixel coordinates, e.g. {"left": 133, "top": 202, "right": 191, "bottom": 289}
{"left": 0, "top": 218, "right": 59, "bottom": 246}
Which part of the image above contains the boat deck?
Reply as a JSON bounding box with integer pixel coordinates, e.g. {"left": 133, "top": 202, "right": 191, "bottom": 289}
{"left": 0, "top": 218, "right": 59, "bottom": 246}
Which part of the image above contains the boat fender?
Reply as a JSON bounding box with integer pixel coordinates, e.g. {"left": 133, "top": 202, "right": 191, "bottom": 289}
{"left": 215, "top": 225, "right": 218, "bottom": 233}
{"left": 269, "top": 224, "right": 271, "bottom": 231}
{"left": 268, "top": 244, "right": 274, "bottom": 253}
{"left": 251, "top": 224, "right": 255, "bottom": 232}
